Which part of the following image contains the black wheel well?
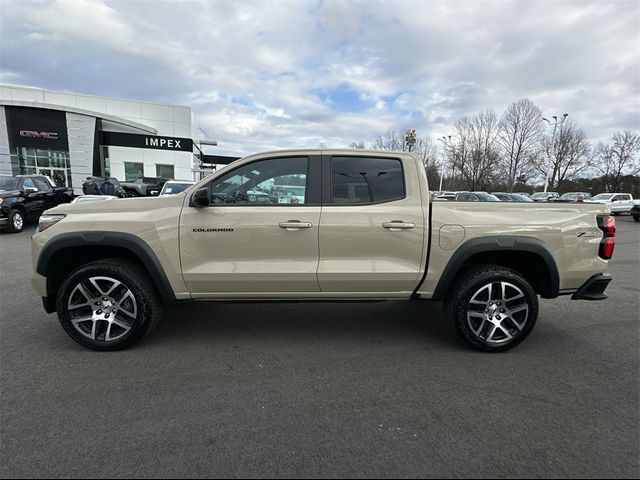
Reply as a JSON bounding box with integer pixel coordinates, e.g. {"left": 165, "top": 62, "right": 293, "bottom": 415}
{"left": 457, "top": 251, "right": 553, "bottom": 298}
{"left": 9, "top": 204, "right": 26, "bottom": 214}
{"left": 45, "top": 246, "right": 151, "bottom": 300}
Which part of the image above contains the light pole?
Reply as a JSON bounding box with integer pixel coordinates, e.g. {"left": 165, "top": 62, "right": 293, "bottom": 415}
{"left": 542, "top": 113, "right": 568, "bottom": 193}
{"left": 437, "top": 135, "right": 451, "bottom": 192}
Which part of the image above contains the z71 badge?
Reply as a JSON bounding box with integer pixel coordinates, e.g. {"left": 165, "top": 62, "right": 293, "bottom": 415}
{"left": 576, "top": 231, "right": 598, "bottom": 238}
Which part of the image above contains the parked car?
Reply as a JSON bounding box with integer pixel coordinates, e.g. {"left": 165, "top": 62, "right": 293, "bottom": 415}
{"left": 121, "top": 177, "right": 168, "bottom": 197}
{"left": 492, "top": 193, "right": 534, "bottom": 202}
{"left": 590, "top": 193, "right": 634, "bottom": 214}
{"left": 89, "top": 176, "right": 126, "bottom": 198}
{"left": 455, "top": 191, "right": 501, "bottom": 202}
{"left": 631, "top": 201, "right": 640, "bottom": 222}
{"left": 0, "top": 175, "right": 73, "bottom": 233}
{"left": 550, "top": 192, "right": 593, "bottom": 203}
{"left": 530, "top": 192, "right": 560, "bottom": 202}
{"left": 31, "top": 149, "right": 614, "bottom": 352}
{"left": 434, "top": 191, "right": 457, "bottom": 201}
{"left": 159, "top": 180, "right": 196, "bottom": 196}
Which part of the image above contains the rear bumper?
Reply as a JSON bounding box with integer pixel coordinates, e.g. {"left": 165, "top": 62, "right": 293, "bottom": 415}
{"left": 571, "top": 273, "right": 612, "bottom": 301}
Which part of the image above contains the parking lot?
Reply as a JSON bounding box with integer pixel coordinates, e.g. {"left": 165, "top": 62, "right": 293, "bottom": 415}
{"left": 0, "top": 216, "right": 638, "bottom": 478}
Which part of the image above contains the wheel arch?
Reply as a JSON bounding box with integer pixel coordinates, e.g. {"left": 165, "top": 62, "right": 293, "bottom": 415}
{"left": 37, "top": 232, "right": 177, "bottom": 306}
{"left": 431, "top": 236, "right": 560, "bottom": 300}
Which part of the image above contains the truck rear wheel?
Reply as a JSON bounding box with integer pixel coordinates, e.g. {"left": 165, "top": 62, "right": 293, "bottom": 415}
{"left": 56, "top": 259, "right": 161, "bottom": 351}
{"left": 445, "top": 266, "right": 538, "bottom": 352}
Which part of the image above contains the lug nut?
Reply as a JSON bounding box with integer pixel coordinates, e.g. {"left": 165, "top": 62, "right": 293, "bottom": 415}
{"left": 96, "top": 310, "right": 102, "bottom": 315}
{"left": 95, "top": 301, "right": 102, "bottom": 306}
{"left": 105, "top": 313, "right": 110, "bottom": 319}
{"left": 496, "top": 315, "right": 501, "bottom": 320}
{"left": 501, "top": 309, "right": 506, "bottom": 313}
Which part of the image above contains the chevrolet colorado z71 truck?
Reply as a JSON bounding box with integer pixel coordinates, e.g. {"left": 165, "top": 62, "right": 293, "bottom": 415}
{"left": 31, "top": 149, "right": 614, "bottom": 352}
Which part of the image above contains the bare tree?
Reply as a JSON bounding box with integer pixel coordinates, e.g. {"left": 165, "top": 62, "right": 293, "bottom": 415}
{"left": 372, "top": 129, "right": 405, "bottom": 151}
{"left": 350, "top": 141, "right": 366, "bottom": 149}
{"left": 372, "top": 129, "right": 439, "bottom": 186}
{"left": 533, "top": 120, "right": 591, "bottom": 191}
{"left": 449, "top": 110, "right": 500, "bottom": 191}
{"left": 595, "top": 131, "right": 640, "bottom": 192}
{"left": 498, "top": 99, "right": 543, "bottom": 191}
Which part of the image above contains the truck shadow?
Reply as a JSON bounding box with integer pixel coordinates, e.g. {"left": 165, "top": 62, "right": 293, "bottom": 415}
{"left": 151, "top": 299, "right": 462, "bottom": 349}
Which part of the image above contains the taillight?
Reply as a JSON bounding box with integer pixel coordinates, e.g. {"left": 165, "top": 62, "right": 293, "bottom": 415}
{"left": 597, "top": 214, "right": 616, "bottom": 260}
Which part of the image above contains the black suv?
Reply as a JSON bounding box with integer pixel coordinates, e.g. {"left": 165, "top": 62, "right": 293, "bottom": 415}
{"left": 0, "top": 175, "right": 73, "bottom": 233}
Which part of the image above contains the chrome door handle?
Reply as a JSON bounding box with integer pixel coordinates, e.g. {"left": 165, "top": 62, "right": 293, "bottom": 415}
{"left": 382, "top": 221, "right": 415, "bottom": 230}
{"left": 279, "top": 221, "right": 312, "bottom": 230}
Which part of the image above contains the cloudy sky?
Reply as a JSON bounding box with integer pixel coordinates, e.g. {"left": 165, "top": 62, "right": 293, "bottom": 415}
{"left": 1, "top": 0, "right": 638, "bottom": 155}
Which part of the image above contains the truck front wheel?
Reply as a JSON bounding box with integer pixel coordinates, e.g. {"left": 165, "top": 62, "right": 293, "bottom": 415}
{"left": 445, "top": 266, "right": 539, "bottom": 352}
{"left": 55, "top": 259, "right": 161, "bottom": 350}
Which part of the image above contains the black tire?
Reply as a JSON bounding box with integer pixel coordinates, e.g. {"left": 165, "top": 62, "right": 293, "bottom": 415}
{"left": 633, "top": 215, "right": 639, "bottom": 222}
{"left": 6, "top": 209, "right": 25, "bottom": 233}
{"left": 444, "top": 265, "right": 539, "bottom": 352}
{"left": 56, "top": 258, "right": 162, "bottom": 351}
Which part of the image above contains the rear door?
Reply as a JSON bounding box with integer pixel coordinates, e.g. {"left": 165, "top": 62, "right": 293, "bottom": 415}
{"left": 179, "top": 154, "right": 322, "bottom": 296}
{"left": 317, "top": 153, "right": 426, "bottom": 294}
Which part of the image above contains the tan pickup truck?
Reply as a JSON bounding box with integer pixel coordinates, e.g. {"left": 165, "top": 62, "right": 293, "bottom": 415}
{"left": 31, "top": 149, "right": 615, "bottom": 352}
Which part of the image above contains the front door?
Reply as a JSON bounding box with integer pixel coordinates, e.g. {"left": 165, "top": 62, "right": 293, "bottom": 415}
{"left": 180, "top": 154, "right": 322, "bottom": 297}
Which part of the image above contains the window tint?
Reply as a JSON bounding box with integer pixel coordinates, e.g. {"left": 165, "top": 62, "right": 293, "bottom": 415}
{"left": 34, "top": 177, "right": 51, "bottom": 191}
{"left": 331, "top": 156, "right": 404, "bottom": 204}
{"left": 209, "top": 157, "right": 308, "bottom": 206}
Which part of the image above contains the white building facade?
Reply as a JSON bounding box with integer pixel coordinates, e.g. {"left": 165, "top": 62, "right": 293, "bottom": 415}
{"left": 0, "top": 85, "right": 196, "bottom": 194}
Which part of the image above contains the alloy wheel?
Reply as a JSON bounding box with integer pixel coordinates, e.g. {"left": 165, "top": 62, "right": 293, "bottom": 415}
{"left": 13, "top": 212, "right": 23, "bottom": 231}
{"left": 466, "top": 281, "right": 530, "bottom": 345}
{"left": 66, "top": 276, "right": 138, "bottom": 342}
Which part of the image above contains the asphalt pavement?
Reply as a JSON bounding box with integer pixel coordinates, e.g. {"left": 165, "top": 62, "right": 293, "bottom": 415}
{"left": 1, "top": 216, "right": 638, "bottom": 478}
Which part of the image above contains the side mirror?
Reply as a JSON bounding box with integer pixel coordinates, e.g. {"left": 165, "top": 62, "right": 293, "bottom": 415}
{"left": 191, "top": 187, "right": 210, "bottom": 207}
{"left": 24, "top": 187, "right": 38, "bottom": 194}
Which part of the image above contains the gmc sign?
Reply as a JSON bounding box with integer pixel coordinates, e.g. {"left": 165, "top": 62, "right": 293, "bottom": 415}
{"left": 20, "top": 130, "right": 59, "bottom": 140}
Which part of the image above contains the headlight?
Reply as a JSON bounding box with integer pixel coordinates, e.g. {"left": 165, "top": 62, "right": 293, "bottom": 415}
{"left": 38, "top": 214, "right": 66, "bottom": 232}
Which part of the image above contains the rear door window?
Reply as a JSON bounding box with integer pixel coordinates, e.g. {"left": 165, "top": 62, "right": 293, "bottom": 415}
{"left": 330, "top": 156, "right": 405, "bottom": 205}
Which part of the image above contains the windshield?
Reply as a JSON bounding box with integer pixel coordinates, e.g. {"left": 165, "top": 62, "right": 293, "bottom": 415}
{"left": 593, "top": 194, "right": 613, "bottom": 200}
{"left": 531, "top": 192, "right": 550, "bottom": 199}
{"left": 0, "top": 177, "right": 19, "bottom": 191}
{"left": 475, "top": 192, "right": 501, "bottom": 202}
{"left": 511, "top": 194, "right": 534, "bottom": 202}
{"left": 161, "top": 182, "right": 194, "bottom": 195}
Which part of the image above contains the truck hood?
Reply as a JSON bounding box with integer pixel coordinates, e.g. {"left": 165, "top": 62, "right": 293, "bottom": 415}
{"left": 0, "top": 189, "right": 21, "bottom": 198}
{"left": 44, "top": 192, "right": 186, "bottom": 215}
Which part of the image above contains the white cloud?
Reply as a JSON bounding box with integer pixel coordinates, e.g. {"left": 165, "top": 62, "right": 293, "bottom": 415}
{"left": 0, "top": 0, "right": 638, "bottom": 154}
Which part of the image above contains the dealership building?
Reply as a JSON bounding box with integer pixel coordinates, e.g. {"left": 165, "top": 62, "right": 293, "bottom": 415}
{"left": 0, "top": 84, "right": 236, "bottom": 194}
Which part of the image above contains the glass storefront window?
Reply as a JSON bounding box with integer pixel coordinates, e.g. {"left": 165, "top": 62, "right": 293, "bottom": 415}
{"left": 124, "top": 162, "right": 144, "bottom": 181}
{"left": 11, "top": 147, "right": 71, "bottom": 187}
{"left": 156, "top": 164, "right": 175, "bottom": 179}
